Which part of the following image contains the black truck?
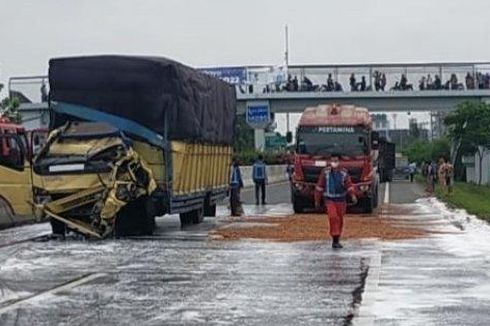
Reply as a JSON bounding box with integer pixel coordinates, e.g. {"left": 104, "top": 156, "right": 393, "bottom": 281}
{"left": 378, "top": 137, "right": 395, "bottom": 182}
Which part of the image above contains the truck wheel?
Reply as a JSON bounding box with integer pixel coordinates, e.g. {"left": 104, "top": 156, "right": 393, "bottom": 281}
{"left": 292, "top": 195, "right": 304, "bottom": 214}
{"left": 50, "top": 218, "right": 66, "bottom": 238}
{"left": 191, "top": 208, "right": 204, "bottom": 224}
{"left": 115, "top": 197, "right": 155, "bottom": 236}
{"left": 203, "top": 202, "right": 216, "bottom": 217}
{"left": 179, "top": 208, "right": 204, "bottom": 226}
{"left": 141, "top": 197, "right": 156, "bottom": 235}
{"left": 179, "top": 211, "right": 193, "bottom": 227}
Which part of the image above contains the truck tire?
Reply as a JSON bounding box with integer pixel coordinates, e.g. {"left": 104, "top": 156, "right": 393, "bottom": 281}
{"left": 141, "top": 197, "right": 156, "bottom": 235}
{"left": 179, "top": 208, "right": 204, "bottom": 226}
{"left": 50, "top": 218, "right": 66, "bottom": 237}
{"left": 191, "top": 208, "right": 204, "bottom": 224}
{"left": 115, "top": 197, "right": 155, "bottom": 236}
{"left": 292, "top": 194, "right": 304, "bottom": 214}
{"left": 179, "top": 212, "right": 192, "bottom": 227}
{"left": 203, "top": 201, "right": 216, "bottom": 217}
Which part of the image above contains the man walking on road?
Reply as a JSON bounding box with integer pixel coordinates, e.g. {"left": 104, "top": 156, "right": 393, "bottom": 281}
{"left": 252, "top": 154, "right": 267, "bottom": 205}
{"left": 315, "top": 154, "right": 357, "bottom": 249}
{"left": 409, "top": 162, "right": 417, "bottom": 182}
{"left": 229, "top": 158, "right": 244, "bottom": 216}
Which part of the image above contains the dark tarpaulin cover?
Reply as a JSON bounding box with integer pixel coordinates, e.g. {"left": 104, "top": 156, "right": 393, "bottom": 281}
{"left": 49, "top": 55, "right": 237, "bottom": 145}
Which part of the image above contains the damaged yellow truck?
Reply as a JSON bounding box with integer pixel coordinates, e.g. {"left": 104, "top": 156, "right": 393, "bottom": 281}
{"left": 32, "top": 56, "right": 236, "bottom": 238}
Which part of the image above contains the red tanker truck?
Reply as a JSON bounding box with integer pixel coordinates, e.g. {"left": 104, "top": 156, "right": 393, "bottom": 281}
{"left": 290, "top": 104, "right": 380, "bottom": 213}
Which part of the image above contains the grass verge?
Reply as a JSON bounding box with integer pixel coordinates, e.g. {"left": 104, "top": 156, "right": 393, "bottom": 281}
{"left": 416, "top": 174, "right": 490, "bottom": 222}
{"left": 435, "top": 182, "right": 490, "bottom": 222}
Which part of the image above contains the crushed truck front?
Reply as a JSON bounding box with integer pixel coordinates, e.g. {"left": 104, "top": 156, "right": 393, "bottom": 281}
{"left": 33, "top": 122, "right": 157, "bottom": 238}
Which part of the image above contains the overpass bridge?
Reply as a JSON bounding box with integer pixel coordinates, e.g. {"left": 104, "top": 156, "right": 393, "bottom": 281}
{"left": 237, "top": 89, "right": 490, "bottom": 114}
{"left": 8, "top": 62, "right": 490, "bottom": 115}
{"left": 234, "top": 61, "right": 490, "bottom": 113}
{"left": 7, "top": 61, "right": 490, "bottom": 149}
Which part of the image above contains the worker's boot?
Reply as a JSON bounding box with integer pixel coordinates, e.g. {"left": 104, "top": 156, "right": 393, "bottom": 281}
{"left": 332, "top": 236, "right": 343, "bottom": 249}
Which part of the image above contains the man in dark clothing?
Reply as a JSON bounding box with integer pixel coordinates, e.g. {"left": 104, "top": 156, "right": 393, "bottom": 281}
{"left": 252, "top": 154, "right": 268, "bottom": 205}
{"left": 380, "top": 73, "right": 387, "bottom": 91}
{"left": 434, "top": 75, "right": 442, "bottom": 89}
{"left": 314, "top": 154, "right": 357, "bottom": 249}
{"left": 359, "top": 76, "right": 367, "bottom": 91}
{"left": 326, "top": 73, "right": 334, "bottom": 91}
{"left": 229, "top": 159, "right": 244, "bottom": 216}
{"left": 303, "top": 76, "right": 313, "bottom": 91}
{"left": 292, "top": 76, "right": 299, "bottom": 91}
{"left": 350, "top": 73, "right": 357, "bottom": 91}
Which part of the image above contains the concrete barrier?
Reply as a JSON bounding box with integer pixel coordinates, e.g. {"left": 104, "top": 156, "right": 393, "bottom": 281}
{"left": 240, "top": 164, "right": 288, "bottom": 187}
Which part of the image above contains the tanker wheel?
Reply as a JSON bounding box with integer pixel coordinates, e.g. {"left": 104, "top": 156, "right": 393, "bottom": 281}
{"left": 361, "top": 197, "right": 374, "bottom": 214}
{"left": 373, "top": 187, "right": 379, "bottom": 208}
{"left": 292, "top": 194, "right": 304, "bottom": 214}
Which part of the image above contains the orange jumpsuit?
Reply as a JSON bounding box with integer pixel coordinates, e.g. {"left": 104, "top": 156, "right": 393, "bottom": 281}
{"left": 315, "top": 168, "right": 355, "bottom": 237}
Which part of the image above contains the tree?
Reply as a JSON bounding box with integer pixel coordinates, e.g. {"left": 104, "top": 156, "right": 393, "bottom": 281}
{"left": 444, "top": 101, "right": 490, "bottom": 185}
{"left": 233, "top": 114, "right": 254, "bottom": 153}
{"left": 403, "top": 140, "right": 431, "bottom": 164}
{"left": 403, "top": 138, "right": 450, "bottom": 165}
{"left": 0, "top": 96, "right": 22, "bottom": 123}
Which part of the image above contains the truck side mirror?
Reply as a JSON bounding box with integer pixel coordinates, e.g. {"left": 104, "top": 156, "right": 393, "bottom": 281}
{"left": 371, "top": 131, "right": 379, "bottom": 150}
{"left": 286, "top": 131, "right": 293, "bottom": 143}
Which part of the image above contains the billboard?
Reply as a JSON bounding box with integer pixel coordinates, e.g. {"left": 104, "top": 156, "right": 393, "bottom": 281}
{"left": 199, "top": 67, "right": 247, "bottom": 85}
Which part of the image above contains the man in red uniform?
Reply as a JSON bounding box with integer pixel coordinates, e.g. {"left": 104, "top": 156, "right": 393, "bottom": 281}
{"left": 315, "top": 153, "right": 357, "bottom": 249}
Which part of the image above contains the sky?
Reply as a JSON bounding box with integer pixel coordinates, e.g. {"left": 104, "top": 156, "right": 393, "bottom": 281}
{"left": 1, "top": 0, "right": 490, "bottom": 130}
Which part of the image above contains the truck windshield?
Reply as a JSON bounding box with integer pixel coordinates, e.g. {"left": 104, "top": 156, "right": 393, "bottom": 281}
{"left": 296, "top": 126, "right": 369, "bottom": 156}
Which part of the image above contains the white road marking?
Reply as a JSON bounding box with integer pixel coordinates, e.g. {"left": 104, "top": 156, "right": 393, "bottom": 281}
{"left": 383, "top": 182, "right": 390, "bottom": 205}
{"left": 355, "top": 181, "right": 388, "bottom": 325}
{"left": 353, "top": 248, "right": 382, "bottom": 326}
{"left": 0, "top": 273, "right": 106, "bottom": 315}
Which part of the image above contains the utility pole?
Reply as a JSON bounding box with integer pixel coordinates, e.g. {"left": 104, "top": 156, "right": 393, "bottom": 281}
{"left": 285, "top": 25, "right": 291, "bottom": 134}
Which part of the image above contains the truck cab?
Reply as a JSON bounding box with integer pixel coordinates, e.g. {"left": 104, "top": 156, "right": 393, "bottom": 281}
{"left": 291, "top": 105, "right": 380, "bottom": 213}
{"left": 0, "top": 117, "right": 47, "bottom": 228}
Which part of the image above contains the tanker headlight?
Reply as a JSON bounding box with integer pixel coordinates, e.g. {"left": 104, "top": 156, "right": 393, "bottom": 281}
{"left": 294, "top": 183, "right": 303, "bottom": 191}
{"left": 359, "top": 185, "right": 370, "bottom": 192}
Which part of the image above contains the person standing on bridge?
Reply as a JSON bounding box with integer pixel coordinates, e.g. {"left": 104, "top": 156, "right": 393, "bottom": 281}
{"left": 314, "top": 153, "right": 357, "bottom": 249}
{"left": 253, "top": 154, "right": 268, "bottom": 205}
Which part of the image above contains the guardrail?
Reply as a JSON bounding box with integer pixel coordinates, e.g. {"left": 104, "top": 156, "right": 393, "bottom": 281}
{"left": 240, "top": 164, "right": 288, "bottom": 187}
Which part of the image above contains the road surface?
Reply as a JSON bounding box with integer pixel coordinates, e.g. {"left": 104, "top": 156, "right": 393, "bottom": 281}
{"left": 0, "top": 180, "right": 490, "bottom": 325}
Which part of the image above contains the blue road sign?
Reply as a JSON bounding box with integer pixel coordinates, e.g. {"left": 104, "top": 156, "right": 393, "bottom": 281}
{"left": 246, "top": 104, "right": 270, "bottom": 128}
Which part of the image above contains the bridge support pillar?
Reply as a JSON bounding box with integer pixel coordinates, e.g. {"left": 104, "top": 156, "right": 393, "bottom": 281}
{"left": 254, "top": 129, "right": 265, "bottom": 151}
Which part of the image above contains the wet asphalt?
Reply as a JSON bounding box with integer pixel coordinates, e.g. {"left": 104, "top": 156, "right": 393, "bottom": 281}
{"left": 0, "top": 181, "right": 490, "bottom": 325}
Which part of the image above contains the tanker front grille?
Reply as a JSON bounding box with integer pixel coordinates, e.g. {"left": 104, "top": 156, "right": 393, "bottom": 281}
{"left": 302, "top": 166, "right": 363, "bottom": 183}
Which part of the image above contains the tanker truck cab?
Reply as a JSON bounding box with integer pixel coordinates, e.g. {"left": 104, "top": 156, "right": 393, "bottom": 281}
{"left": 291, "top": 105, "right": 380, "bottom": 213}
{"left": 0, "top": 118, "right": 45, "bottom": 228}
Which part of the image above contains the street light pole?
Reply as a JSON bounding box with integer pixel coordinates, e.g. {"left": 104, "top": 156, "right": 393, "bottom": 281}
{"left": 285, "top": 25, "right": 290, "bottom": 134}
{"left": 284, "top": 24, "right": 289, "bottom": 68}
